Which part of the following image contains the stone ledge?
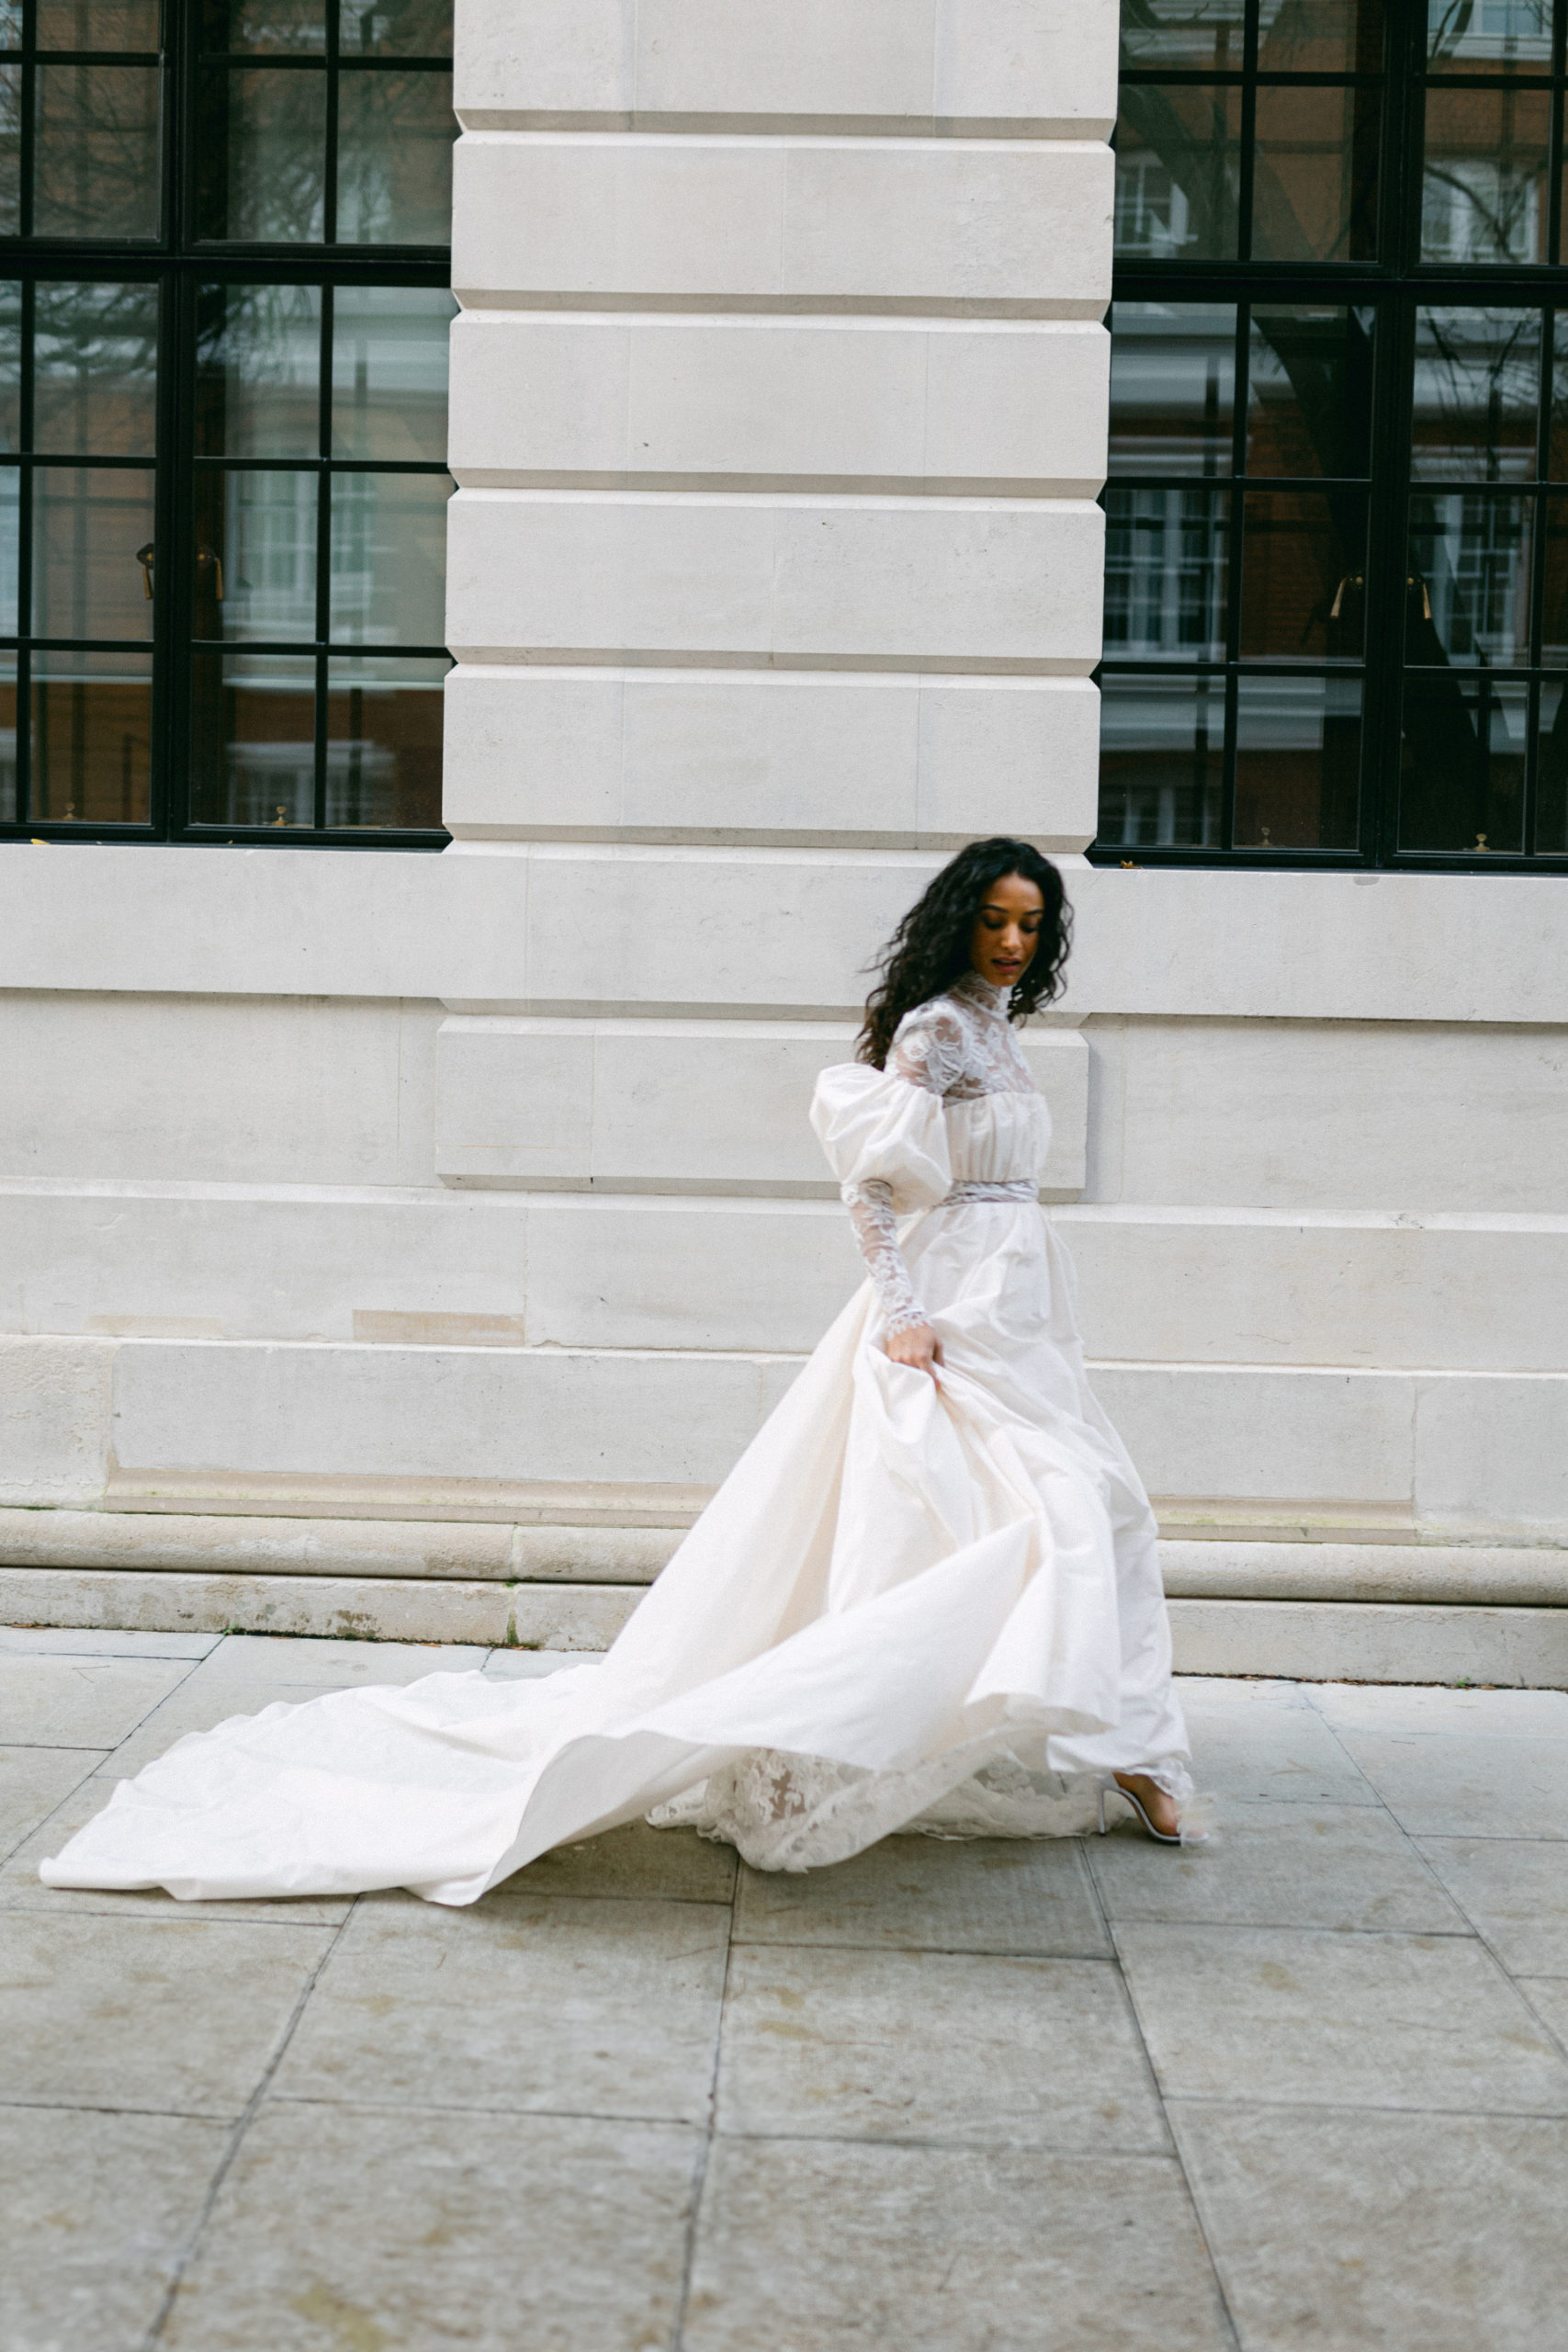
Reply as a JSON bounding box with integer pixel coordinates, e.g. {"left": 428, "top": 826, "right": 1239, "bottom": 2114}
{"left": 1168, "top": 1599, "right": 1568, "bottom": 1690}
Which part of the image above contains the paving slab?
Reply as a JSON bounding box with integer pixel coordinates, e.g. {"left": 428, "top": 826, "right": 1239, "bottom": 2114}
{"left": 0, "top": 1909, "right": 334, "bottom": 2116}
{"left": 0, "top": 1651, "right": 196, "bottom": 1748}
{"left": 1309, "top": 1681, "right": 1568, "bottom": 1737}
{"left": 271, "top": 1891, "right": 730, "bottom": 2123}
{"left": 733, "top": 1831, "right": 1111, "bottom": 1957}
{"left": 160, "top": 2102, "right": 699, "bottom": 2352}
{"left": 716, "top": 1944, "right": 1168, "bottom": 2154}
{"left": 1518, "top": 1973, "right": 1568, "bottom": 2052}
{"left": 0, "top": 1624, "right": 221, "bottom": 1659}
{"left": 1416, "top": 1836, "right": 1568, "bottom": 1976}
{"left": 1179, "top": 1693, "right": 1377, "bottom": 1807}
{"left": 100, "top": 1636, "right": 491, "bottom": 1777}
{"left": 1325, "top": 1728, "right": 1568, "bottom": 1838}
{"left": 682, "top": 2138, "right": 1232, "bottom": 2352}
{"left": 5, "top": 1771, "right": 354, "bottom": 1925}
{"left": 480, "top": 1647, "right": 606, "bottom": 1679}
{"left": 0, "top": 2106, "right": 230, "bottom": 2352}
{"left": 1115, "top": 1922, "right": 1568, "bottom": 2114}
{"left": 0, "top": 1743, "right": 103, "bottom": 1860}
{"left": 1169, "top": 2102, "right": 1568, "bottom": 2352}
{"left": 504, "top": 1817, "right": 738, "bottom": 1905}
{"left": 1089, "top": 1799, "right": 1466, "bottom": 1935}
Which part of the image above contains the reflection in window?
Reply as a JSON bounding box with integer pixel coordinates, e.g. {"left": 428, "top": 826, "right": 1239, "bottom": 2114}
{"left": 190, "top": 650, "right": 316, "bottom": 829}
{"left": 1114, "top": 90, "right": 1243, "bottom": 260}
{"left": 1401, "top": 672, "right": 1528, "bottom": 851}
{"left": 326, "top": 653, "right": 444, "bottom": 827}
{"left": 1421, "top": 90, "right": 1550, "bottom": 262}
{"left": 1105, "top": 488, "right": 1229, "bottom": 662}
{"left": 1411, "top": 308, "right": 1540, "bottom": 482}
{"left": 196, "top": 283, "right": 322, "bottom": 458}
{"left": 1234, "top": 673, "right": 1361, "bottom": 847}
{"left": 331, "top": 284, "right": 452, "bottom": 461}
{"left": 34, "top": 282, "right": 160, "bottom": 458}
{"left": 1108, "top": 302, "right": 1236, "bottom": 478}
{"left": 30, "top": 650, "right": 152, "bottom": 823}
{"left": 1408, "top": 493, "right": 1533, "bottom": 666}
{"left": 1097, "top": 672, "right": 1224, "bottom": 849}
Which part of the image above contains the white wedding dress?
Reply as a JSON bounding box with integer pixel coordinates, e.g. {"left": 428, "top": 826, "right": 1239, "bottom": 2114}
{"left": 41, "top": 971, "right": 1197, "bottom": 1905}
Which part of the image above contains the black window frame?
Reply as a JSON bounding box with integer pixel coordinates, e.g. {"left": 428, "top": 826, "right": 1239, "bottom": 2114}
{"left": 1096, "top": 0, "right": 1568, "bottom": 874}
{"left": 0, "top": 0, "right": 454, "bottom": 851}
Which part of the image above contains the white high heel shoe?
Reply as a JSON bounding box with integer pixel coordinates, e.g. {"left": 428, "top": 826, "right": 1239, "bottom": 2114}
{"left": 1097, "top": 1777, "right": 1192, "bottom": 1846}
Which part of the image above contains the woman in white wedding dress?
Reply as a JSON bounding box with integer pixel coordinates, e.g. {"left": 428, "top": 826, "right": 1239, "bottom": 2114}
{"left": 42, "top": 840, "right": 1202, "bottom": 1905}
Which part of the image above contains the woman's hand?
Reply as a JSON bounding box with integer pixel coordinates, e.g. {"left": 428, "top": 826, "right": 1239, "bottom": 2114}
{"left": 885, "top": 1321, "right": 942, "bottom": 1377}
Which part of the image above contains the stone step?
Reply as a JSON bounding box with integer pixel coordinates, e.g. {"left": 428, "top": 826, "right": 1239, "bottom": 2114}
{"left": 3, "top": 1560, "right": 1567, "bottom": 1686}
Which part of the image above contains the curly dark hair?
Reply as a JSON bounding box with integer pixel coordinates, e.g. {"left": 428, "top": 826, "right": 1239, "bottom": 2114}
{"left": 856, "top": 839, "right": 1071, "bottom": 1069}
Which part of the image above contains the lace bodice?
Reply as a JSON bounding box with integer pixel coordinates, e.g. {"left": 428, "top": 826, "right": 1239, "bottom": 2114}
{"left": 826, "top": 971, "right": 1043, "bottom": 1336}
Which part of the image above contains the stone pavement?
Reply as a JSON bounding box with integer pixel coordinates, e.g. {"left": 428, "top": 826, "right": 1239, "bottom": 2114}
{"left": 3, "top": 1628, "right": 1568, "bottom": 2350}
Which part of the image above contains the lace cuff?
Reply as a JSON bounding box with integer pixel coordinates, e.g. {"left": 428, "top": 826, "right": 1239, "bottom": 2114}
{"left": 842, "top": 1178, "right": 929, "bottom": 1335}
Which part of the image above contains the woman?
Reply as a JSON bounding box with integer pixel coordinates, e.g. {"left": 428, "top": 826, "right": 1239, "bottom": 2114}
{"left": 42, "top": 841, "right": 1201, "bottom": 1905}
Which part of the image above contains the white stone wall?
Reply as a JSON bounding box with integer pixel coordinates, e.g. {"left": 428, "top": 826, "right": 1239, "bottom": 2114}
{"left": 0, "top": 0, "right": 1565, "bottom": 1609}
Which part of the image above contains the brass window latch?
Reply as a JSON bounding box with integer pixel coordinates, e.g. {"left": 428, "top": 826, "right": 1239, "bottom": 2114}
{"left": 196, "top": 545, "right": 224, "bottom": 600}
{"left": 135, "top": 542, "right": 155, "bottom": 598}
{"left": 1329, "top": 572, "right": 1365, "bottom": 619}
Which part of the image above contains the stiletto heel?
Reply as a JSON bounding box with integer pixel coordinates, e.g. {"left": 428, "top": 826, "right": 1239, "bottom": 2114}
{"left": 1099, "top": 1775, "right": 1203, "bottom": 1847}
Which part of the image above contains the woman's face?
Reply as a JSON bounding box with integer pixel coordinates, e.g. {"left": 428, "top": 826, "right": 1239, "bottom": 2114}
{"left": 969, "top": 872, "right": 1045, "bottom": 992}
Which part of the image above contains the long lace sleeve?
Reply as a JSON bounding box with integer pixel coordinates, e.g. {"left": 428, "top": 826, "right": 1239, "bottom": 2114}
{"left": 842, "top": 1179, "right": 929, "bottom": 1334}
{"left": 832, "top": 1003, "right": 970, "bottom": 1334}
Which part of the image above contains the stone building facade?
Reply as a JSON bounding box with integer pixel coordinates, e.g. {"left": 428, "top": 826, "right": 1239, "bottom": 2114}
{"left": 1, "top": 1, "right": 1565, "bottom": 1679}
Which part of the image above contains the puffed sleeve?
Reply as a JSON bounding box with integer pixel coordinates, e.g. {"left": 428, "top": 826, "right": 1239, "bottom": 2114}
{"left": 809, "top": 1061, "right": 953, "bottom": 1334}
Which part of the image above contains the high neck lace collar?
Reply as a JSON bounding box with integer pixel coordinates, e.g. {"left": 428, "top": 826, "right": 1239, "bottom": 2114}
{"left": 952, "top": 969, "right": 1010, "bottom": 1019}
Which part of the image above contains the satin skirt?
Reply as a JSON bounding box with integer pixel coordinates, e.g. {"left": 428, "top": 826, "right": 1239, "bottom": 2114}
{"left": 41, "top": 1202, "right": 1192, "bottom": 1905}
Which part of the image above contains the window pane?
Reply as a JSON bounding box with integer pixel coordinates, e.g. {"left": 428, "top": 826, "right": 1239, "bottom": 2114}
{"left": 30, "top": 649, "right": 152, "bottom": 823}
{"left": 335, "top": 68, "right": 454, "bottom": 244}
{"left": 0, "top": 467, "right": 17, "bottom": 628}
{"left": 197, "top": 469, "right": 319, "bottom": 642}
{"left": 340, "top": 0, "right": 451, "bottom": 57}
{"left": 1252, "top": 84, "right": 1380, "bottom": 263}
{"left": 36, "top": 2, "right": 161, "bottom": 46}
{"left": 0, "top": 280, "right": 19, "bottom": 449}
{"left": 1119, "top": 2, "right": 1247, "bottom": 70}
{"left": 1258, "top": 0, "right": 1385, "bottom": 73}
{"left": 195, "top": 282, "right": 321, "bottom": 458}
{"left": 1239, "top": 490, "right": 1368, "bottom": 660}
{"left": 329, "top": 468, "right": 449, "bottom": 644}
{"left": 1109, "top": 301, "right": 1236, "bottom": 480}
{"left": 1411, "top": 308, "right": 1540, "bottom": 483}
{"left": 1114, "top": 88, "right": 1243, "bottom": 261}
{"left": 1427, "top": 0, "right": 1554, "bottom": 72}
{"left": 1536, "top": 678, "right": 1568, "bottom": 850}
{"left": 1104, "top": 487, "right": 1229, "bottom": 662}
{"left": 1539, "top": 493, "right": 1568, "bottom": 662}
{"left": 0, "top": 656, "right": 14, "bottom": 820}
{"left": 32, "top": 466, "right": 155, "bottom": 639}
{"left": 1246, "top": 306, "right": 1374, "bottom": 478}
{"left": 190, "top": 649, "right": 316, "bottom": 825}
{"left": 196, "top": 66, "right": 326, "bottom": 241}
{"left": 1400, "top": 672, "right": 1527, "bottom": 851}
{"left": 1234, "top": 673, "right": 1361, "bottom": 846}
{"left": 326, "top": 653, "right": 445, "bottom": 826}
{"left": 200, "top": 0, "right": 325, "bottom": 52}
{"left": 1407, "top": 492, "right": 1533, "bottom": 665}
{"left": 33, "top": 65, "right": 160, "bottom": 237}
{"left": 331, "top": 285, "right": 451, "bottom": 460}
{"left": 34, "top": 281, "right": 159, "bottom": 458}
{"left": 0, "top": 67, "right": 19, "bottom": 235}
{"left": 1097, "top": 672, "right": 1225, "bottom": 849}
{"left": 1421, "top": 88, "right": 1550, "bottom": 264}
{"left": 0, "top": 5, "right": 19, "bottom": 40}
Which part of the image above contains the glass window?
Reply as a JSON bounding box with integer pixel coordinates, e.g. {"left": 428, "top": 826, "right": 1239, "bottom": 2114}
{"left": 1102, "top": 0, "right": 1568, "bottom": 867}
{"left": 0, "top": 0, "right": 455, "bottom": 844}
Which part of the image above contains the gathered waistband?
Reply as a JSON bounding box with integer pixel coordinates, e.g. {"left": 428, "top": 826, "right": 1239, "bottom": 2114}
{"left": 940, "top": 1180, "right": 1039, "bottom": 1206}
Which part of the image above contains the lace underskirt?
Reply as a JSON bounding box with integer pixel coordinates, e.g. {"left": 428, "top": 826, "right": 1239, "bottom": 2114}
{"left": 942, "top": 1179, "right": 1038, "bottom": 1204}
{"left": 648, "top": 1742, "right": 1207, "bottom": 1872}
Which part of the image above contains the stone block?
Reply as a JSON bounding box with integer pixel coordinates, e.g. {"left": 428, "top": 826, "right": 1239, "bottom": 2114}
{"left": 446, "top": 489, "right": 1104, "bottom": 669}
{"left": 434, "top": 1015, "right": 1089, "bottom": 1197}
{"left": 1168, "top": 1599, "right": 1568, "bottom": 1690}
{"left": 1416, "top": 1372, "right": 1568, "bottom": 1534}
{"left": 0, "top": 1649, "right": 192, "bottom": 1747}
{"left": 441, "top": 665, "right": 1100, "bottom": 850}
{"left": 454, "top": 0, "right": 1120, "bottom": 136}
{"left": 451, "top": 135, "right": 1113, "bottom": 315}
{"left": 0, "top": 1566, "right": 515, "bottom": 1645}
{"left": 1415, "top": 1838, "right": 1568, "bottom": 1976}
{"left": 447, "top": 312, "right": 1110, "bottom": 492}
{"left": 0, "top": 990, "right": 438, "bottom": 1191}
{"left": 731, "top": 1833, "right": 1110, "bottom": 1956}
{"left": 0, "top": 1332, "right": 112, "bottom": 1508}
{"left": 1098, "top": 1013, "right": 1568, "bottom": 1216}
